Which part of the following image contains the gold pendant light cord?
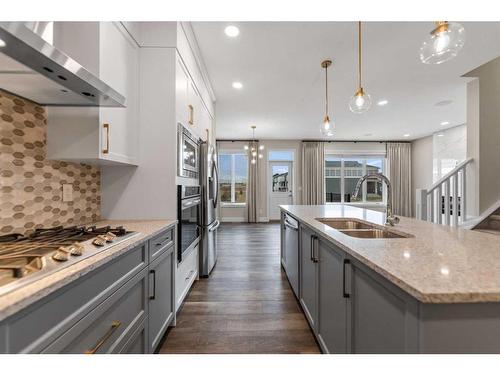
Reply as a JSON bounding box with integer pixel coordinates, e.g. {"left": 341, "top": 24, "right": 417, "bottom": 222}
{"left": 358, "top": 21, "right": 362, "bottom": 90}
{"left": 325, "top": 63, "right": 328, "bottom": 117}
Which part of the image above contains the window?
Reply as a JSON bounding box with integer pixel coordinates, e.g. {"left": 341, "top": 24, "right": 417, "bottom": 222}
{"left": 325, "top": 155, "right": 385, "bottom": 203}
{"left": 268, "top": 150, "right": 294, "bottom": 161}
{"left": 219, "top": 152, "right": 248, "bottom": 204}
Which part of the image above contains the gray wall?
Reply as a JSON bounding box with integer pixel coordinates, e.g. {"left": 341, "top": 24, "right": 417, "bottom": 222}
{"left": 465, "top": 56, "right": 500, "bottom": 215}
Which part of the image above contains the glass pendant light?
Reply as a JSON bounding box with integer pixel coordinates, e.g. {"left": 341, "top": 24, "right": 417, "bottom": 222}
{"left": 320, "top": 59, "right": 334, "bottom": 137}
{"left": 420, "top": 22, "right": 465, "bottom": 65}
{"left": 245, "top": 125, "right": 264, "bottom": 163}
{"left": 349, "top": 21, "right": 372, "bottom": 114}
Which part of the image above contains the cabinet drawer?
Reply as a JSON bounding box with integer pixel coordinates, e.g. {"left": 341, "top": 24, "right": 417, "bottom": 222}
{"left": 43, "top": 268, "right": 148, "bottom": 354}
{"left": 4, "top": 242, "right": 147, "bottom": 353}
{"left": 149, "top": 227, "right": 175, "bottom": 262}
{"left": 175, "top": 246, "right": 198, "bottom": 310}
{"left": 120, "top": 318, "right": 148, "bottom": 354}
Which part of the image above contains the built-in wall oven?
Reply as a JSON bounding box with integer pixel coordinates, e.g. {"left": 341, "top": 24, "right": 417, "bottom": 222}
{"left": 177, "top": 185, "right": 201, "bottom": 263}
{"left": 178, "top": 123, "right": 200, "bottom": 181}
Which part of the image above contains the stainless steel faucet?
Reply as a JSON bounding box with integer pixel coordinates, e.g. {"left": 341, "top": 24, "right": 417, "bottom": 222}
{"left": 353, "top": 173, "right": 400, "bottom": 226}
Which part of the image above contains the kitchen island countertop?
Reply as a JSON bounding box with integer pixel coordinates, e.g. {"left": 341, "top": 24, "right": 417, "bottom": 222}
{"left": 0, "top": 219, "right": 176, "bottom": 321}
{"left": 281, "top": 204, "right": 500, "bottom": 304}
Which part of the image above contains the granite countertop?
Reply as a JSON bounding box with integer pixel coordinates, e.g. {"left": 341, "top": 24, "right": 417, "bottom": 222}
{"left": 281, "top": 204, "right": 500, "bottom": 304}
{"left": 0, "top": 219, "right": 176, "bottom": 321}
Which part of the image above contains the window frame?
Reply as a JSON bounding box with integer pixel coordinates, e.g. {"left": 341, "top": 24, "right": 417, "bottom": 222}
{"left": 324, "top": 154, "right": 387, "bottom": 205}
{"left": 218, "top": 150, "right": 248, "bottom": 207}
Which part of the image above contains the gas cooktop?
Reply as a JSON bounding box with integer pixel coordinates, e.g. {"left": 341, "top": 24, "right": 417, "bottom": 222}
{"left": 0, "top": 225, "right": 139, "bottom": 296}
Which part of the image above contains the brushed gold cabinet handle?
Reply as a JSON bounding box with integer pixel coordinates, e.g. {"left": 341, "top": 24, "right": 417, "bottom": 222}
{"left": 188, "top": 105, "right": 194, "bottom": 125}
{"left": 84, "top": 320, "right": 121, "bottom": 354}
{"left": 102, "top": 123, "right": 110, "bottom": 154}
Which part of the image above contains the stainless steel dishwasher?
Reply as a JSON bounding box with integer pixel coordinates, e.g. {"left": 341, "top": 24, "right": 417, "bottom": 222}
{"left": 283, "top": 213, "right": 299, "bottom": 297}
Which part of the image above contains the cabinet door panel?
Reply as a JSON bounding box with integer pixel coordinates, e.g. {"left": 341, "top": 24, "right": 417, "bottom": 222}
{"left": 348, "top": 261, "right": 412, "bottom": 353}
{"left": 176, "top": 56, "right": 189, "bottom": 126}
{"left": 318, "top": 240, "right": 347, "bottom": 353}
{"left": 299, "top": 225, "right": 317, "bottom": 330}
{"left": 148, "top": 246, "right": 175, "bottom": 352}
{"left": 99, "top": 22, "right": 139, "bottom": 163}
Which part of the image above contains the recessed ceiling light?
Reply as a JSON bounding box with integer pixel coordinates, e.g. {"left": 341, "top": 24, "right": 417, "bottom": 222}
{"left": 440, "top": 121, "right": 450, "bottom": 126}
{"left": 435, "top": 99, "right": 453, "bottom": 107}
{"left": 377, "top": 99, "right": 388, "bottom": 106}
{"left": 232, "top": 81, "right": 243, "bottom": 89}
{"left": 403, "top": 134, "right": 410, "bottom": 137}
{"left": 224, "top": 25, "right": 240, "bottom": 37}
{"left": 0, "top": 38, "right": 6, "bottom": 48}
{"left": 437, "top": 133, "right": 444, "bottom": 137}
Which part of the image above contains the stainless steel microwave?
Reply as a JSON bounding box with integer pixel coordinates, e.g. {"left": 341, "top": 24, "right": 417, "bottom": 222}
{"left": 177, "top": 123, "right": 200, "bottom": 180}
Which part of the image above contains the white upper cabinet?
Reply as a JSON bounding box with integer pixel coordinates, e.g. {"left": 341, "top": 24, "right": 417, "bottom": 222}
{"left": 176, "top": 52, "right": 213, "bottom": 143}
{"left": 47, "top": 22, "right": 139, "bottom": 166}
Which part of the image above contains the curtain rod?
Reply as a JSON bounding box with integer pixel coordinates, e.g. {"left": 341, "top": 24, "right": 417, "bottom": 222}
{"left": 301, "top": 140, "right": 411, "bottom": 143}
{"left": 216, "top": 139, "right": 411, "bottom": 143}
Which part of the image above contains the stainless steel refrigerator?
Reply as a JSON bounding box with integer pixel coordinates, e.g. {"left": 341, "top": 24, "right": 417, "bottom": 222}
{"left": 199, "top": 141, "right": 219, "bottom": 277}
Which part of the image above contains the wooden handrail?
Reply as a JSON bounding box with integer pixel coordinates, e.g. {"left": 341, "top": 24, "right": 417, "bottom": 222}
{"left": 427, "top": 158, "right": 473, "bottom": 193}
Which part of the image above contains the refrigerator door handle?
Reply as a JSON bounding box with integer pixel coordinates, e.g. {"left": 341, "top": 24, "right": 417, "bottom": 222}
{"left": 212, "top": 162, "right": 219, "bottom": 209}
{"left": 208, "top": 220, "right": 220, "bottom": 232}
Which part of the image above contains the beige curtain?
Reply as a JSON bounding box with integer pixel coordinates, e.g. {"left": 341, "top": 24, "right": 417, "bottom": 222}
{"left": 246, "top": 143, "right": 258, "bottom": 223}
{"left": 387, "top": 142, "right": 412, "bottom": 217}
{"left": 301, "top": 142, "right": 325, "bottom": 205}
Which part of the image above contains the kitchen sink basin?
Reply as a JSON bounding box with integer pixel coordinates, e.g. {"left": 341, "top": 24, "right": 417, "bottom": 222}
{"left": 316, "top": 218, "right": 373, "bottom": 230}
{"left": 316, "top": 218, "right": 412, "bottom": 239}
{"left": 339, "top": 229, "right": 410, "bottom": 239}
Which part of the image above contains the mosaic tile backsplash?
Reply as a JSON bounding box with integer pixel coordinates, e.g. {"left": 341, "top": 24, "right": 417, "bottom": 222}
{"left": 0, "top": 90, "right": 101, "bottom": 234}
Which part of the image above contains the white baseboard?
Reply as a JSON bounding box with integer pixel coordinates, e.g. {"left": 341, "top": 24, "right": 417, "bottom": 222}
{"left": 220, "top": 217, "right": 246, "bottom": 223}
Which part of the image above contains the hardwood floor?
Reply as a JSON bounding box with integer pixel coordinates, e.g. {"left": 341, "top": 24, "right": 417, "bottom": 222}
{"left": 159, "top": 223, "right": 320, "bottom": 354}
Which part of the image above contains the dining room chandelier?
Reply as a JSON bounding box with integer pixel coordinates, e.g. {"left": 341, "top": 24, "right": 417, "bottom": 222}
{"left": 243, "top": 125, "right": 264, "bottom": 164}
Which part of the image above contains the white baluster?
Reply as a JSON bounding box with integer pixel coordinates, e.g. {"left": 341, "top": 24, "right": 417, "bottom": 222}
{"left": 462, "top": 167, "right": 467, "bottom": 223}
{"left": 452, "top": 173, "right": 458, "bottom": 227}
{"left": 437, "top": 185, "right": 442, "bottom": 224}
{"left": 444, "top": 179, "right": 450, "bottom": 226}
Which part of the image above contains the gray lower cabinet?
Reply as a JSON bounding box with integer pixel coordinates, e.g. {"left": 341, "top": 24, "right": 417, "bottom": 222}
{"left": 317, "top": 238, "right": 347, "bottom": 354}
{"left": 148, "top": 245, "right": 175, "bottom": 353}
{"left": 43, "top": 268, "right": 149, "bottom": 354}
{"left": 295, "top": 221, "right": 418, "bottom": 354}
{"left": 0, "top": 226, "right": 176, "bottom": 354}
{"left": 346, "top": 258, "right": 418, "bottom": 354}
{"left": 299, "top": 225, "right": 318, "bottom": 330}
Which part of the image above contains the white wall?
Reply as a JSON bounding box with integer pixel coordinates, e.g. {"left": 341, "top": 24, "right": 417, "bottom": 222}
{"left": 411, "top": 135, "right": 433, "bottom": 216}
{"left": 432, "top": 124, "right": 467, "bottom": 182}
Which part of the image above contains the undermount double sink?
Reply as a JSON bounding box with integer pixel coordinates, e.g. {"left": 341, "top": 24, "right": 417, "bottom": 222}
{"left": 316, "top": 218, "right": 412, "bottom": 239}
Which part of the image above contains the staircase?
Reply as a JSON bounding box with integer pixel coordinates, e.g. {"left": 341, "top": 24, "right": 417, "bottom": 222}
{"left": 415, "top": 158, "right": 473, "bottom": 227}
{"left": 473, "top": 208, "right": 500, "bottom": 236}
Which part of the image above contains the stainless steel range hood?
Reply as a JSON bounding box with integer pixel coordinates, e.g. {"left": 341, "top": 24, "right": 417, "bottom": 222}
{"left": 0, "top": 22, "right": 125, "bottom": 107}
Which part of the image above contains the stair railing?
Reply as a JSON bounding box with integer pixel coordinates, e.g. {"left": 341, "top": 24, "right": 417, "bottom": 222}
{"left": 416, "top": 158, "right": 473, "bottom": 227}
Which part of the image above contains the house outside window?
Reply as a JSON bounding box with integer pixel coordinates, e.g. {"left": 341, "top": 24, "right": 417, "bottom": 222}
{"left": 218, "top": 151, "right": 248, "bottom": 204}
{"left": 325, "top": 155, "right": 385, "bottom": 204}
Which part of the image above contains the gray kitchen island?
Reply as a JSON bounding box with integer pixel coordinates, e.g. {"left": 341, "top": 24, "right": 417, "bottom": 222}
{"left": 280, "top": 204, "right": 500, "bottom": 354}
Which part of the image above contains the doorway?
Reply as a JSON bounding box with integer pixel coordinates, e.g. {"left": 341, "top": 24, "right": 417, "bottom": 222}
{"left": 268, "top": 157, "right": 294, "bottom": 220}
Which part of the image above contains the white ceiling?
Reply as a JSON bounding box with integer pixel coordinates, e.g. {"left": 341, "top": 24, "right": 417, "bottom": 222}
{"left": 191, "top": 22, "right": 500, "bottom": 141}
